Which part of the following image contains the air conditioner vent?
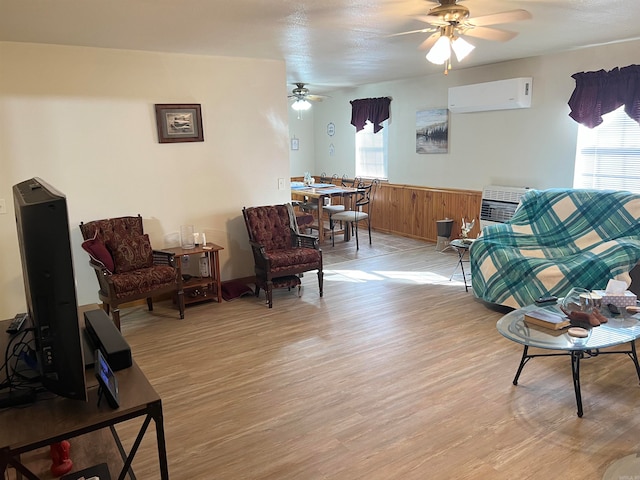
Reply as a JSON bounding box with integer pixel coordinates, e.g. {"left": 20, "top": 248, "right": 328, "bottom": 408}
{"left": 480, "top": 185, "right": 530, "bottom": 230}
{"left": 483, "top": 187, "right": 527, "bottom": 204}
{"left": 448, "top": 77, "right": 532, "bottom": 113}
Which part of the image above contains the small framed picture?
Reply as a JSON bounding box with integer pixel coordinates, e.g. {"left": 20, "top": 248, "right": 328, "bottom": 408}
{"left": 155, "top": 104, "right": 204, "bottom": 143}
{"left": 291, "top": 137, "right": 299, "bottom": 151}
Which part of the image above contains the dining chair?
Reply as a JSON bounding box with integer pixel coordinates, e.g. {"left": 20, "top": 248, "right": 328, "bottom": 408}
{"left": 330, "top": 179, "right": 379, "bottom": 249}
{"left": 324, "top": 175, "right": 360, "bottom": 237}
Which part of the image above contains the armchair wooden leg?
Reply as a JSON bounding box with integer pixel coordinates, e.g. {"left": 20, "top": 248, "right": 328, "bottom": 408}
{"left": 177, "top": 291, "right": 185, "bottom": 319}
{"left": 146, "top": 298, "right": 153, "bottom": 312}
{"left": 267, "top": 281, "right": 273, "bottom": 308}
{"left": 112, "top": 308, "right": 121, "bottom": 331}
{"left": 318, "top": 270, "right": 323, "bottom": 298}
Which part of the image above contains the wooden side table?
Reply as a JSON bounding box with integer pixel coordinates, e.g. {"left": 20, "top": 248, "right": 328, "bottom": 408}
{"left": 163, "top": 243, "right": 224, "bottom": 305}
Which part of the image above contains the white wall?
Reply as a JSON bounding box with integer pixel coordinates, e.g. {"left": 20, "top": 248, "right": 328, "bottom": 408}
{"left": 311, "top": 39, "right": 640, "bottom": 191}
{"left": 0, "top": 42, "right": 291, "bottom": 317}
{"left": 288, "top": 105, "right": 315, "bottom": 177}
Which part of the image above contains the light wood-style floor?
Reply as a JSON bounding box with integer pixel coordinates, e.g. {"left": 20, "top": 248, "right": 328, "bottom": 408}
{"left": 72, "top": 233, "right": 640, "bottom": 478}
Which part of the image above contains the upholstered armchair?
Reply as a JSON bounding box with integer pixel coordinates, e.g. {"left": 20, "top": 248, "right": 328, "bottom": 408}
{"left": 79, "top": 215, "right": 184, "bottom": 330}
{"left": 242, "top": 204, "right": 323, "bottom": 308}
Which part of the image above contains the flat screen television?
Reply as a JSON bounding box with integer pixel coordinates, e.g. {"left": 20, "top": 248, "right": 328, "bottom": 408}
{"left": 12, "top": 177, "right": 87, "bottom": 401}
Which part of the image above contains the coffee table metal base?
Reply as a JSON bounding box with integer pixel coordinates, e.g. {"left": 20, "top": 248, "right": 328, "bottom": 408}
{"left": 513, "top": 342, "right": 640, "bottom": 417}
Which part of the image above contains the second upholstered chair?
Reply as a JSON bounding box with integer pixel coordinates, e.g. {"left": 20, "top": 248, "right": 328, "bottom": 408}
{"left": 242, "top": 203, "right": 323, "bottom": 308}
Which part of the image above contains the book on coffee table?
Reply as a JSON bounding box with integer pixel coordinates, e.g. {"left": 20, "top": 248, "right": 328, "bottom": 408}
{"left": 524, "top": 309, "right": 570, "bottom": 330}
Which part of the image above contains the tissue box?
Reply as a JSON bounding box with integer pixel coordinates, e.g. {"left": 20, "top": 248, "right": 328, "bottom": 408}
{"left": 593, "top": 290, "right": 637, "bottom": 308}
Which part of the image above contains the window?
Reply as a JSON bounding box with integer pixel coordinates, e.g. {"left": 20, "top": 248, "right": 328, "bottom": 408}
{"left": 356, "top": 120, "right": 388, "bottom": 179}
{"left": 574, "top": 107, "right": 640, "bottom": 193}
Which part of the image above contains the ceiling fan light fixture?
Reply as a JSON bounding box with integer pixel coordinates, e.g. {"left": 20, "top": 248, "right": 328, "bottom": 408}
{"left": 426, "top": 35, "right": 451, "bottom": 65}
{"left": 451, "top": 36, "right": 475, "bottom": 62}
{"left": 292, "top": 99, "right": 312, "bottom": 111}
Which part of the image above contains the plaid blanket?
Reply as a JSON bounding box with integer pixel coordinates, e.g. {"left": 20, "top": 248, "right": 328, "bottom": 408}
{"left": 470, "top": 188, "right": 640, "bottom": 308}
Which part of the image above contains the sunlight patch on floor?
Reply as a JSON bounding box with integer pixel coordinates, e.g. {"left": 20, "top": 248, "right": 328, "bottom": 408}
{"left": 325, "top": 268, "right": 466, "bottom": 286}
{"left": 323, "top": 269, "right": 385, "bottom": 283}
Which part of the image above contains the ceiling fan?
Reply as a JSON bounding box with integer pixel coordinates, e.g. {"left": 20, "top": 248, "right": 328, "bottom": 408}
{"left": 288, "top": 83, "right": 328, "bottom": 111}
{"left": 391, "top": 0, "right": 531, "bottom": 72}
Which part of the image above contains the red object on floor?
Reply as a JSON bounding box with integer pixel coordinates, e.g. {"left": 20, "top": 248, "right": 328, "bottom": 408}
{"left": 50, "top": 440, "right": 73, "bottom": 477}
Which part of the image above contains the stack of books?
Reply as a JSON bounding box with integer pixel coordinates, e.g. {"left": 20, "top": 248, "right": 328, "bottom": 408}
{"left": 524, "top": 309, "right": 570, "bottom": 330}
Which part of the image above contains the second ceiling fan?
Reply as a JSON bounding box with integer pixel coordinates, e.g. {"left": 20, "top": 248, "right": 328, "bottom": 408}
{"left": 288, "top": 83, "right": 328, "bottom": 111}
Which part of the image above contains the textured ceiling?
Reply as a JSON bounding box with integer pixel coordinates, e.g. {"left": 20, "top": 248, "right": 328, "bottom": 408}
{"left": 2, "top": 0, "right": 640, "bottom": 95}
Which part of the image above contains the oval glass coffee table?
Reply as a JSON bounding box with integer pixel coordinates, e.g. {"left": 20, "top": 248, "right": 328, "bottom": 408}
{"left": 497, "top": 302, "right": 640, "bottom": 417}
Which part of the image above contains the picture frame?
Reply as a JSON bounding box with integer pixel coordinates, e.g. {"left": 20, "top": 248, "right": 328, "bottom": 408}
{"left": 154, "top": 104, "right": 204, "bottom": 143}
{"left": 416, "top": 108, "right": 449, "bottom": 154}
{"left": 291, "top": 137, "right": 299, "bottom": 151}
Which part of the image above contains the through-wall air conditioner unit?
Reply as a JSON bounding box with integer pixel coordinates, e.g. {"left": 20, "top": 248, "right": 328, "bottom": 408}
{"left": 448, "top": 77, "right": 532, "bottom": 113}
{"left": 480, "top": 185, "right": 530, "bottom": 231}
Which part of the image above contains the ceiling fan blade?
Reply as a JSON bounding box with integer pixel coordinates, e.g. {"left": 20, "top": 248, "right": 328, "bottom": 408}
{"left": 462, "top": 26, "right": 518, "bottom": 42}
{"left": 467, "top": 9, "right": 532, "bottom": 27}
{"left": 418, "top": 32, "right": 440, "bottom": 51}
{"left": 385, "top": 26, "right": 437, "bottom": 38}
{"left": 306, "top": 95, "right": 328, "bottom": 102}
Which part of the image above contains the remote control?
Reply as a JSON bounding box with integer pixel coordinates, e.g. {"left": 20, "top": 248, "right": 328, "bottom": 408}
{"left": 535, "top": 295, "right": 558, "bottom": 304}
{"left": 6, "top": 313, "right": 28, "bottom": 334}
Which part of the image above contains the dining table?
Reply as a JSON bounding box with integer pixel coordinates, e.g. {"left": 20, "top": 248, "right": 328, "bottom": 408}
{"left": 291, "top": 183, "right": 361, "bottom": 243}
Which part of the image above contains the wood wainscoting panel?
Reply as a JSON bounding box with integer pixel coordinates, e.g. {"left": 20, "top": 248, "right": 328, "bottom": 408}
{"left": 372, "top": 183, "right": 482, "bottom": 242}
{"left": 291, "top": 176, "right": 483, "bottom": 242}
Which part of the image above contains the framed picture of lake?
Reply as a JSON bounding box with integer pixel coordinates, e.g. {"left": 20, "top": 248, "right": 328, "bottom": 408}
{"left": 155, "top": 104, "right": 204, "bottom": 143}
{"left": 416, "top": 108, "right": 449, "bottom": 154}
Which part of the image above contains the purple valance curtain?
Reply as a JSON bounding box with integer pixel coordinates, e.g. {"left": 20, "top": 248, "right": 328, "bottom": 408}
{"left": 350, "top": 97, "right": 391, "bottom": 133}
{"left": 568, "top": 64, "right": 640, "bottom": 128}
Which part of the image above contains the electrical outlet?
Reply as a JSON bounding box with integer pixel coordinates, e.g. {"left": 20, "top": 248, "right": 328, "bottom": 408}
{"left": 278, "top": 178, "right": 285, "bottom": 190}
{"left": 0, "top": 199, "right": 6, "bottom": 215}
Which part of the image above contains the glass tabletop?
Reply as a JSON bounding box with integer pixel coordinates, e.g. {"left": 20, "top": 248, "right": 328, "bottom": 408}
{"left": 450, "top": 238, "right": 474, "bottom": 249}
{"left": 496, "top": 302, "right": 640, "bottom": 351}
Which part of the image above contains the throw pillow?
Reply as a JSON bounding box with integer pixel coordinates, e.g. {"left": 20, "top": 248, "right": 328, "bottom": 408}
{"left": 108, "top": 234, "right": 153, "bottom": 273}
{"left": 81, "top": 236, "right": 115, "bottom": 273}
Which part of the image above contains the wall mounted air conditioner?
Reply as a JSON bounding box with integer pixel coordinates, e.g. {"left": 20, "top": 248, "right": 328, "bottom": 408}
{"left": 448, "top": 77, "right": 532, "bottom": 113}
{"left": 480, "top": 185, "right": 530, "bottom": 231}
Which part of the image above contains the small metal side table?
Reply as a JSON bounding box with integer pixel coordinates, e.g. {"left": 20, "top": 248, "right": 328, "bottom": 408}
{"left": 449, "top": 238, "right": 474, "bottom": 292}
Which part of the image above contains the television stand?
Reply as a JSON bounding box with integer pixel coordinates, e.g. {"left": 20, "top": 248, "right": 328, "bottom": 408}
{"left": 0, "top": 316, "right": 169, "bottom": 480}
{"left": 0, "top": 388, "right": 36, "bottom": 408}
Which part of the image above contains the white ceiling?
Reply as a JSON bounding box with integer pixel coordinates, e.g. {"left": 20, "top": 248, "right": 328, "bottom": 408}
{"left": 2, "top": 0, "right": 640, "bottom": 96}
